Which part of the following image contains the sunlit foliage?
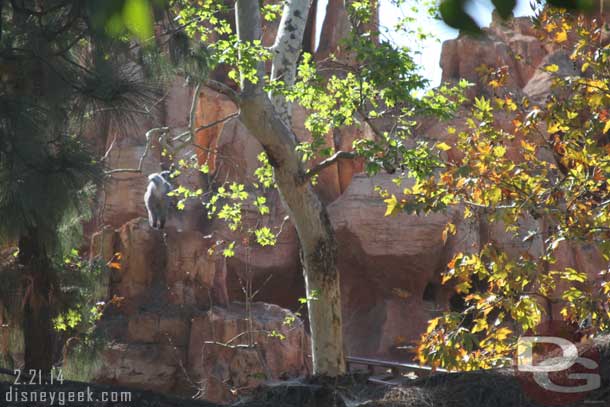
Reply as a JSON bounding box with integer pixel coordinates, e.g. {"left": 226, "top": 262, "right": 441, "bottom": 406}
{"left": 384, "top": 7, "right": 610, "bottom": 370}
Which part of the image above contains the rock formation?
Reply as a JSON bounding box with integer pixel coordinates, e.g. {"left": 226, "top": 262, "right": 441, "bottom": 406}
{"left": 58, "top": 9, "right": 609, "bottom": 406}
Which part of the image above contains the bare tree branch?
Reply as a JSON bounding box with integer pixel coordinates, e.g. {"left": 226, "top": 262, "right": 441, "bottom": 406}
{"left": 205, "top": 79, "right": 241, "bottom": 104}
{"left": 194, "top": 112, "right": 239, "bottom": 134}
{"left": 100, "top": 136, "right": 117, "bottom": 162}
{"left": 189, "top": 82, "right": 202, "bottom": 136}
{"left": 104, "top": 127, "right": 169, "bottom": 175}
{"left": 302, "top": 151, "right": 356, "bottom": 183}
{"left": 173, "top": 111, "right": 240, "bottom": 144}
{"left": 104, "top": 79, "right": 240, "bottom": 177}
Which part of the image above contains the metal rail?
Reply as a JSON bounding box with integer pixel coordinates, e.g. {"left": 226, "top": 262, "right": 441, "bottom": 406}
{"left": 346, "top": 355, "right": 448, "bottom": 385}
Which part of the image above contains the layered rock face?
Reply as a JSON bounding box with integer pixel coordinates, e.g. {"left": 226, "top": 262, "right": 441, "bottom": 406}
{"left": 329, "top": 175, "right": 475, "bottom": 357}
{"left": 76, "top": 8, "right": 610, "bottom": 405}
{"left": 88, "top": 219, "right": 308, "bottom": 403}
{"left": 440, "top": 14, "right": 547, "bottom": 98}
{"left": 432, "top": 14, "right": 609, "bottom": 319}
{"left": 90, "top": 301, "right": 307, "bottom": 401}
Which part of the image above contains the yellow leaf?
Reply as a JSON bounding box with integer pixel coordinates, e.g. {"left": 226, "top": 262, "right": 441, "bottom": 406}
{"left": 493, "top": 145, "right": 506, "bottom": 158}
{"left": 544, "top": 64, "right": 559, "bottom": 73}
{"left": 476, "top": 142, "right": 491, "bottom": 154}
{"left": 441, "top": 273, "right": 453, "bottom": 285}
{"left": 384, "top": 195, "right": 399, "bottom": 217}
{"left": 427, "top": 317, "right": 440, "bottom": 333}
{"left": 495, "top": 327, "right": 512, "bottom": 341}
{"left": 437, "top": 142, "right": 452, "bottom": 151}
{"left": 581, "top": 62, "right": 590, "bottom": 73}
{"left": 447, "top": 252, "right": 462, "bottom": 271}
{"left": 547, "top": 122, "right": 561, "bottom": 134}
{"left": 441, "top": 222, "right": 456, "bottom": 243}
{"left": 440, "top": 172, "right": 453, "bottom": 185}
{"left": 488, "top": 187, "right": 502, "bottom": 204}
{"left": 472, "top": 188, "right": 482, "bottom": 202}
{"left": 456, "top": 281, "right": 471, "bottom": 293}
{"left": 489, "top": 79, "right": 501, "bottom": 88}
{"left": 604, "top": 120, "right": 610, "bottom": 134}
{"left": 589, "top": 93, "right": 604, "bottom": 107}
{"left": 520, "top": 140, "right": 536, "bottom": 152}
{"left": 472, "top": 319, "right": 488, "bottom": 334}
{"left": 555, "top": 30, "right": 568, "bottom": 43}
{"left": 587, "top": 80, "right": 608, "bottom": 92}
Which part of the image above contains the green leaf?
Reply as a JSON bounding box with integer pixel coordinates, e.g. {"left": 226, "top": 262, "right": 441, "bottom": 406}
{"left": 492, "top": 0, "right": 516, "bottom": 19}
{"left": 255, "top": 227, "right": 277, "bottom": 246}
{"left": 439, "top": 0, "right": 481, "bottom": 34}
{"left": 254, "top": 196, "right": 270, "bottom": 215}
{"left": 222, "top": 242, "right": 235, "bottom": 258}
{"left": 122, "top": 0, "right": 154, "bottom": 41}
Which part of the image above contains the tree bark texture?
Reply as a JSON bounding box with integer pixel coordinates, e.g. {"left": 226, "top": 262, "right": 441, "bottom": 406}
{"left": 18, "top": 229, "right": 54, "bottom": 374}
{"left": 235, "top": 0, "right": 346, "bottom": 375}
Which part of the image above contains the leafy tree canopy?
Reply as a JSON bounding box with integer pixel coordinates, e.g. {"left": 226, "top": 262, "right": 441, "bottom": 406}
{"left": 379, "top": 6, "right": 610, "bottom": 370}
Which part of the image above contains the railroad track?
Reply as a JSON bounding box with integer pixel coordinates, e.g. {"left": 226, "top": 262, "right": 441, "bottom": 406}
{"left": 346, "top": 356, "right": 448, "bottom": 385}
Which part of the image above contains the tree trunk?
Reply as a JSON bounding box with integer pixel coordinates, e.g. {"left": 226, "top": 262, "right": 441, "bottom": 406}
{"left": 235, "top": 0, "right": 346, "bottom": 375}
{"left": 18, "top": 229, "right": 54, "bottom": 374}
{"left": 268, "top": 0, "right": 312, "bottom": 126}
{"left": 239, "top": 93, "right": 346, "bottom": 375}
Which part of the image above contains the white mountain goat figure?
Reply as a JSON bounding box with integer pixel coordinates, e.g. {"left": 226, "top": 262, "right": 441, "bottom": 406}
{"left": 144, "top": 171, "right": 173, "bottom": 229}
